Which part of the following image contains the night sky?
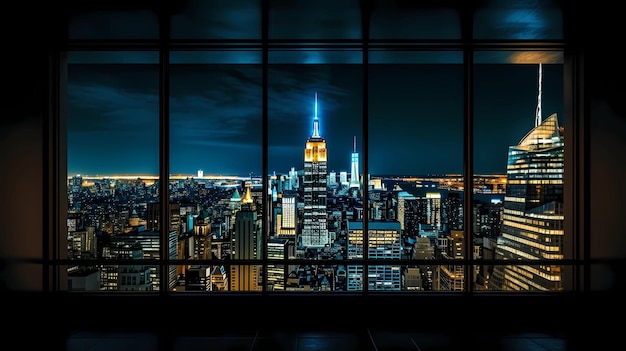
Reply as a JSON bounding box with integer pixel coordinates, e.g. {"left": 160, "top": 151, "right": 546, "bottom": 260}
{"left": 65, "top": 0, "right": 565, "bottom": 178}
{"left": 66, "top": 60, "right": 563, "bottom": 177}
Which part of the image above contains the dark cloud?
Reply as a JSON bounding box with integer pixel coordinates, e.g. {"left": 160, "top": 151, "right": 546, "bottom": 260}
{"left": 67, "top": 60, "right": 563, "bottom": 177}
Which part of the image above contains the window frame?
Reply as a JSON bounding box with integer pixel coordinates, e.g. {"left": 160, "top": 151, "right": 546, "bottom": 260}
{"left": 52, "top": 1, "right": 585, "bottom": 295}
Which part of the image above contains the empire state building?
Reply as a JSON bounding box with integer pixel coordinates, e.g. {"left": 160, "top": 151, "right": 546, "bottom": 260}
{"left": 301, "top": 93, "right": 330, "bottom": 249}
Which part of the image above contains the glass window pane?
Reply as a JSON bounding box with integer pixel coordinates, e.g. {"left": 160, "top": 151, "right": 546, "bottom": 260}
{"left": 169, "top": 50, "right": 263, "bottom": 292}
{"left": 269, "top": 49, "right": 362, "bottom": 65}
{"left": 68, "top": 7, "right": 159, "bottom": 40}
{"left": 269, "top": 0, "right": 362, "bottom": 40}
{"left": 368, "top": 50, "right": 464, "bottom": 292}
{"left": 170, "top": 0, "right": 261, "bottom": 40}
{"left": 268, "top": 49, "right": 363, "bottom": 292}
{"left": 473, "top": 0, "right": 563, "bottom": 40}
{"left": 67, "top": 51, "right": 160, "bottom": 291}
{"left": 370, "top": 0, "right": 461, "bottom": 39}
{"left": 369, "top": 50, "right": 462, "bottom": 64}
{"left": 473, "top": 51, "right": 566, "bottom": 292}
{"left": 67, "top": 264, "right": 160, "bottom": 292}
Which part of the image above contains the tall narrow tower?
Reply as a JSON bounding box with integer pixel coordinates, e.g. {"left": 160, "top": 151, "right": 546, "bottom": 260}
{"left": 349, "top": 136, "right": 360, "bottom": 190}
{"left": 491, "top": 64, "right": 564, "bottom": 291}
{"left": 301, "top": 93, "right": 330, "bottom": 249}
{"left": 230, "top": 184, "right": 262, "bottom": 291}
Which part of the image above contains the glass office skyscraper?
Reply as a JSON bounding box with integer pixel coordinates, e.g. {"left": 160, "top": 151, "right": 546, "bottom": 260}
{"left": 491, "top": 66, "right": 565, "bottom": 291}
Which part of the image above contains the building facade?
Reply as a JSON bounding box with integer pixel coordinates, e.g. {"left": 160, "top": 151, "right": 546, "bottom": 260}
{"left": 301, "top": 93, "right": 330, "bottom": 249}
{"left": 230, "top": 185, "right": 262, "bottom": 291}
{"left": 489, "top": 65, "right": 565, "bottom": 292}
{"left": 347, "top": 220, "right": 402, "bottom": 291}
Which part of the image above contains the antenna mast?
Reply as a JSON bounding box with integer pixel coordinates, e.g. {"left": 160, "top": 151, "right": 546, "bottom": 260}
{"left": 312, "top": 92, "right": 320, "bottom": 138}
{"left": 315, "top": 92, "right": 318, "bottom": 118}
{"left": 535, "top": 63, "right": 542, "bottom": 127}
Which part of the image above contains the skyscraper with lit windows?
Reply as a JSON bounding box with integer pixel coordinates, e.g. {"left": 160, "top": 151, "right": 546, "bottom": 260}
{"left": 491, "top": 64, "right": 564, "bottom": 291}
{"left": 425, "top": 192, "right": 442, "bottom": 231}
{"left": 266, "top": 237, "right": 293, "bottom": 291}
{"left": 277, "top": 190, "right": 297, "bottom": 236}
{"left": 346, "top": 220, "right": 402, "bottom": 291}
{"left": 230, "top": 184, "right": 262, "bottom": 291}
{"left": 301, "top": 93, "right": 330, "bottom": 249}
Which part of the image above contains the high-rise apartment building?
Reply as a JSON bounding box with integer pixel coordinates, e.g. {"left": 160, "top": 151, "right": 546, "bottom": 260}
{"left": 146, "top": 201, "right": 181, "bottom": 235}
{"left": 277, "top": 190, "right": 297, "bottom": 236}
{"left": 185, "top": 265, "right": 212, "bottom": 291}
{"left": 425, "top": 192, "right": 442, "bottom": 230}
{"left": 491, "top": 64, "right": 564, "bottom": 291}
{"left": 301, "top": 93, "right": 330, "bottom": 249}
{"left": 192, "top": 210, "right": 212, "bottom": 261}
{"left": 328, "top": 171, "right": 337, "bottom": 187}
{"left": 102, "top": 242, "right": 153, "bottom": 291}
{"left": 346, "top": 220, "right": 402, "bottom": 291}
{"left": 109, "top": 229, "right": 178, "bottom": 291}
{"left": 439, "top": 229, "right": 465, "bottom": 291}
{"left": 266, "top": 237, "right": 293, "bottom": 291}
{"left": 395, "top": 189, "right": 416, "bottom": 232}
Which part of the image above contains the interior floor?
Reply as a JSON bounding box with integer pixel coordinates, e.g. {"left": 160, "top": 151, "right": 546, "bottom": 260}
{"left": 65, "top": 328, "right": 573, "bottom": 351}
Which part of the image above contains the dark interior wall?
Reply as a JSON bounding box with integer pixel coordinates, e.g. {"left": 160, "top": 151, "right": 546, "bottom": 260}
{"left": 0, "top": 5, "right": 51, "bottom": 290}
{"left": 587, "top": 20, "right": 626, "bottom": 292}
{"left": 571, "top": 2, "right": 626, "bottom": 292}
{"left": 0, "top": 2, "right": 624, "bottom": 294}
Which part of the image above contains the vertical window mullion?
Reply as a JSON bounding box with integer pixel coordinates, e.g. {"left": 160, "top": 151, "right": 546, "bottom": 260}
{"left": 463, "top": 49, "right": 474, "bottom": 295}
{"left": 51, "top": 50, "right": 67, "bottom": 292}
{"left": 53, "top": 7, "right": 71, "bottom": 293}
{"left": 262, "top": 0, "right": 269, "bottom": 295}
{"left": 462, "top": 4, "right": 474, "bottom": 295}
{"left": 361, "top": 0, "right": 370, "bottom": 296}
{"left": 159, "top": 5, "right": 171, "bottom": 296}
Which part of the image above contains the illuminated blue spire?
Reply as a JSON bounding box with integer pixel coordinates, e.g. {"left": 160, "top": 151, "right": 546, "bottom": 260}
{"left": 312, "top": 92, "right": 320, "bottom": 138}
{"left": 350, "top": 135, "right": 360, "bottom": 190}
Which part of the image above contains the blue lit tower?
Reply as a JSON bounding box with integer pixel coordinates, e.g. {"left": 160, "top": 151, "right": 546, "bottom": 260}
{"left": 349, "top": 136, "right": 361, "bottom": 191}
{"left": 491, "top": 64, "right": 565, "bottom": 291}
{"left": 301, "top": 93, "right": 330, "bottom": 248}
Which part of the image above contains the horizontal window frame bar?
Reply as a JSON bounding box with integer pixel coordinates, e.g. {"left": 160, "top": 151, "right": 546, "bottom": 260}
{"left": 64, "top": 41, "right": 567, "bottom": 49}
{"left": 54, "top": 258, "right": 590, "bottom": 266}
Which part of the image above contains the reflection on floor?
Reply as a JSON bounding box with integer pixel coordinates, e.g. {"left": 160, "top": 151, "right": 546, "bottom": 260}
{"left": 66, "top": 329, "right": 571, "bottom": 351}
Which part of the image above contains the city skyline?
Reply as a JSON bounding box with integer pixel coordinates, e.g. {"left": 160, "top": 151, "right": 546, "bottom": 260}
{"left": 67, "top": 61, "right": 563, "bottom": 177}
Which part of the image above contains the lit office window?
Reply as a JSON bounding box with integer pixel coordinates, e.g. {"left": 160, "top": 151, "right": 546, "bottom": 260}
{"left": 472, "top": 50, "right": 568, "bottom": 292}
{"left": 169, "top": 50, "right": 263, "bottom": 292}
{"left": 66, "top": 50, "right": 160, "bottom": 292}
{"left": 60, "top": 1, "right": 576, "bottom": 295}
{"left": 268, "top": 49, "right": 363, "bottom": 292}
{"left": 368, "top": 50, "right": 464, "bottom": 292}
